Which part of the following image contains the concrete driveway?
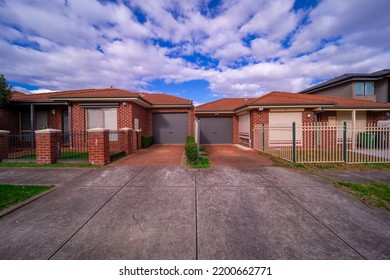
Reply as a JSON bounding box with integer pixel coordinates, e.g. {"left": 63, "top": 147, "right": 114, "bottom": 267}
{"left": 203, "top": 145, "right": 274, "bottom": 166}
{"left": 0, "top": 166, "right": 389, "bottom": 259}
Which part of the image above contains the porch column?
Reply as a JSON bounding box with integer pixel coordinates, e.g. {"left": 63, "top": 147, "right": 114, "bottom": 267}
{"left": 352, "top": 110, "right": 356, "bottom": 150}
{"left": 0, "top": 130, "right": 10, "bottom": 162}
{"left": 30, "top": 104, "right": 35, "bottom": 147}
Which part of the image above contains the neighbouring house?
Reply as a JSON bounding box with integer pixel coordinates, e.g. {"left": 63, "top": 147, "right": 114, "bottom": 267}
{"left": 0, "top": 88, "right": 194, "bottom": 147}
{"left": 299, "top": 69, "right": 390, "bottom": 103}
{"left": 195, "top": 91, "right": 390, "bottom": 149}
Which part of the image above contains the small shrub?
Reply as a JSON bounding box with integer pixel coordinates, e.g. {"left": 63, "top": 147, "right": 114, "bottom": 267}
{"left": 199, "top": 146, "right": 206, "bottom": 152}
{"left": 186, "top": 135, "right": 195, "bottom": 143}
{"left": 185, "top": 140, "right": 198, "bottom": 164}
{"left": 141, "top": 135, "right": 153, "bottom": 149}
{"left": 191, "top": 157, "right": 211, "bottom": 168}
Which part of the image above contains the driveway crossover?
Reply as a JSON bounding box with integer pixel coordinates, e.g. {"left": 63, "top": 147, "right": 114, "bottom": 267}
{"left": 0, "top": 166, "right": 389, "bottom": 259}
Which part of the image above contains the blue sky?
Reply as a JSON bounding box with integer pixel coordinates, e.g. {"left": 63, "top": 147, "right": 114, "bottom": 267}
{"left": 1, "top": 0, "right": 390, "bottom": 105}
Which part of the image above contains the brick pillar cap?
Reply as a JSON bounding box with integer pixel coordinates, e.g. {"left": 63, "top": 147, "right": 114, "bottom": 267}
{"left": 35, "top": 128, "right": 61, "bottom": 134}
{"left": 0, "top": 130, "right": 10, "bottom": 134}
{"left": 119, "top": 127, "right": 133, "bottom": 131}
{"left": 87, "top": 128, "right": 110, "bottom": 132}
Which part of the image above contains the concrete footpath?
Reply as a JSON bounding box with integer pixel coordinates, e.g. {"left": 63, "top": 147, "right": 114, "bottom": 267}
{"left": 0, "top": 166, "right": 389, "bottom": 260}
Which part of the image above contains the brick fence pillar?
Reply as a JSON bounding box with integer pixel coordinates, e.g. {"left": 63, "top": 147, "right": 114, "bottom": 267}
{"left": 35, "top": 129, "right": 61, "bottom": 164}
{"left": 119, "top": 127, "right": 133, "bottom": 155}
{"left": 132, "top": 129, "right": 142, "bottom": 150}
{"left": 88, "top": 128, "right": 110, "bottom": 166}
{"left": 0, "top": 130, "right": 10, "bottom": 162}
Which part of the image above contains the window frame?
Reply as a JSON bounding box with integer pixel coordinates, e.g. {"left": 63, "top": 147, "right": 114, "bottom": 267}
{"left": 355, "top": 81, "right": 375, "bottom": 96}
{"left": 86, "top": 108, "right": 118, "bottom": 141}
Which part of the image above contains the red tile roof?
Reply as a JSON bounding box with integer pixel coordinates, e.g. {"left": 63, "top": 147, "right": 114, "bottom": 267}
{"left": 11, "top": 88, "right": 192, "bottom": 106}
{"left": 140, "top": 92, "right": 192, "bottom": 105}
{"left": 11, "top": 91, "right": 56, "bottom": 101}
{"left": 196, "top": 92, "right": 390, "bottom": 112}
{"left": 196, "top": 98, "right": 257, "bottom": 111}
{"left": 49, "top": 88, "right": 139, "bottom": 99}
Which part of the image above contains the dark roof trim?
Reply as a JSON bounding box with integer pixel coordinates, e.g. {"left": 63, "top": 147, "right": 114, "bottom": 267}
{"left": 79, "top": 103, "right": 119, "bottom": 108}
{"left": 300, "top": 69, "right": 390, "bottom": 93}
{"left": 10, "top": 101, "right": 68, "bottom": 106}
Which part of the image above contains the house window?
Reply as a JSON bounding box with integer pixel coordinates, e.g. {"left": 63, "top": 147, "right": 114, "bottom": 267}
{"left": 86, "top": 108, "right": 118, "bottom": 140}
{"left": 355, "top": 81, "right": 375, "bottom": 96}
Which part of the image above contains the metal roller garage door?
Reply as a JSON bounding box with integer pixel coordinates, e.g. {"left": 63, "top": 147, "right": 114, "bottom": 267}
{"left": 200, "top": 117, "right": 233, "bottom": 144}
{"left": 153, "top": 113, "right": 188, "bottom": 144}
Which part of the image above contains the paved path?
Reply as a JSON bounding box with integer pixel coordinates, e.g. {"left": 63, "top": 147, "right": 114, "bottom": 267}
{"left": 0, "top": 166, "right": 389, "bottom": 260}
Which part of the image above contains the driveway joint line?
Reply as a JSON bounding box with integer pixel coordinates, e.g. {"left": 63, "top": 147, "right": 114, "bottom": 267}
{"left": 47, "top": 166, "right": 147, "bottom": 260}
{"left": 261, "top": 175, "right": 367, "bottom": 260}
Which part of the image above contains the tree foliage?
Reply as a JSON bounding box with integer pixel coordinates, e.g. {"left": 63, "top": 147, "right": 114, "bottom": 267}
{"left": 0, "top": 74, "right": 12, "bottom": 107}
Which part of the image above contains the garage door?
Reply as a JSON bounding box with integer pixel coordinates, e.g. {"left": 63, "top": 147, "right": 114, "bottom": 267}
{"left": 200, "top": 117, "right": 232, "bottom": 144}
{"left": 269, "top": 112, "right": 302, "bottom": 145}
{"left": 153, "top": 113, "right": 188, "bottom": 144}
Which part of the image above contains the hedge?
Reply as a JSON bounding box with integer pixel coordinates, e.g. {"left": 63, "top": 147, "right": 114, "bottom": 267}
{"left": 185, "top": 136, "right": 198, "bottom": 164}
{"left": 141, "top": 135, "right": 153, "bottom": 149}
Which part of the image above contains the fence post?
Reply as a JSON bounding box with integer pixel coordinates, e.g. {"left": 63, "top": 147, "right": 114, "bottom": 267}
{"left": 262, "top": 124, "right": 265, "bottom": 151}
{"left": 119, "top": 127, "right": 133, "bottom": 155}
{"left": 343, "top": 121, "right": 347, "bottom": 163}
{"left": 292, "top": 122, "right": 296, "bottom": 163}
{"left": 88, "top": 128, "right": 110, "bottom": 166}
{"left": 35, "top": 129, "right": 61, "bottom": 164}
{"left": 0, "top": 130, "right": 10, "bottom": 162}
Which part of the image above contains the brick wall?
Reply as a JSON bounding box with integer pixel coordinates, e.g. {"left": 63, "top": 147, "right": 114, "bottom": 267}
{"left": 132, "top": 103, "right": 147, "bottom": 131}
{"left": 318, "top": 111, "right": 336, "bottom": 123}
{"left": 302, "top": 108, "right": 315, "bottom": 124}
{"left": 118, "top": 102, "right": 132, "bottom": 128}
{"left": 47, "top": 106, "right": 67, "bottom": 130}
{"left": 0, "top": 107, "right": 19, "bottom": 133}
{"left": 371, "top": 111, "right": 390, "bottom": 124}
{"left": 250, "top": 109, "right": 269, "bottom": 148}
{"left": 71, "top": 103, "right": 85, "bottom": 131}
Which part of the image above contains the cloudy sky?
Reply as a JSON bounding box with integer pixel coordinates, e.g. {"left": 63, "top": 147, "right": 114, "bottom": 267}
{"left": 1, "top": 0, "right": 389, "bottom": 105}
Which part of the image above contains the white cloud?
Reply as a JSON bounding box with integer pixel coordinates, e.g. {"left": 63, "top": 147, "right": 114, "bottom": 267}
{"left": 0, "top": 0, "right": 389, "bottom": 99}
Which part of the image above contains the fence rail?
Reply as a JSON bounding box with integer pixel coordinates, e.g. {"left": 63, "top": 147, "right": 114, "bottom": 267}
{"left": 254, "top": 122, "right": 390, "bottom": 164}
{"left": 5, "top": 133, "right": 35, "bottom": 159}
{"left": 58, "top": 131, "right": 88, "bottom": 160}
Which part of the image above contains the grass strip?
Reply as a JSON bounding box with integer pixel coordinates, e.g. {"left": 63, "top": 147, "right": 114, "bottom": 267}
{"left": 0, "top": 184, "right": 54, "bottom": 211}
{"left": 335, "top": 181, "right": 390, "bottom": 210}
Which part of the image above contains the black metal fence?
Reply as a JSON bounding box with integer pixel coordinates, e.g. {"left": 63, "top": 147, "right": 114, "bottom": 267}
{"left": 6, "top": 133, "right": 36, "bottom": 160}
{"left": 58, "top": 131, "right": 89, "bottom": 160}
{"left": 2, "top": 130, "right": 126, "bottom": 162}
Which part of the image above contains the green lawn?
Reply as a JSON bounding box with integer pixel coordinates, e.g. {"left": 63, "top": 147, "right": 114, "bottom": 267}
{"left": 0, "top": 184, "right": 54, "bottom": 211}
{"left": 16, "top": 151, "right": 89, "bottom": 160}
{"left": 335, "top": 181, "right": 390, "bottom": 210}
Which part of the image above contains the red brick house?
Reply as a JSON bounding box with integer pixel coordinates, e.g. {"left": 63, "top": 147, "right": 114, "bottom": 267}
{"left": 196, "top": 91, "right": 390, "bottom": 148}
{"left": 0, "top": 88, "right": 194, "bottom": 147}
